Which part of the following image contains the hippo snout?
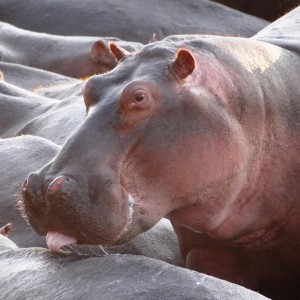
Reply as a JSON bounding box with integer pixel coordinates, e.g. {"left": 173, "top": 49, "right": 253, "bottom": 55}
{"left": 21, "top": 168, "right": 136, "bottom": 249}
{"left": 22, "top": 171, "right": 84, "bottom": 234}
{"left": 23, "top": 173, "right": 77, "bottom": 207}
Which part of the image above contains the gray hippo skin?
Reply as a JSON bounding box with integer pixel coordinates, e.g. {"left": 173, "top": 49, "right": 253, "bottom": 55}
{"left": 0, "top": 0, "right": 268, "bottom": 43}
{"left": 0, "top": 136, "right": 60, "bottom": 247}
{"left": 22, "top": 7, "right": 300, "bottom": 298}
{"left": 0, "top": 61, "right": 78, "bottom": 90}
{"left": 0, "top": 80, "right": 85, "bottom": 145}
{"left": 0, "top": 242, "right": 268, "bottom": 300}
{"left": 0, "top": 22, "right": 142, "bottom": 78}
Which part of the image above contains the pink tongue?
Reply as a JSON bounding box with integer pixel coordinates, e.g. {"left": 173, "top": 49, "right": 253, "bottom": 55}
{"left": 46, "top": 231, "right": 77, "bottom": 253}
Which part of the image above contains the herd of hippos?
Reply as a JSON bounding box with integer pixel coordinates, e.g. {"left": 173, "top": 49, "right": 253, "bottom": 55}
{"left": 1, "top": 0, "right": 300, "bottom": 299}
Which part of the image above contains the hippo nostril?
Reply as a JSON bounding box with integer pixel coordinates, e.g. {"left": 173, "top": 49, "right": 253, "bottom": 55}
{"left": 47, "top": 176, "right": 65, "bottom": 195}
{"left": 22, "top": 172, "right": 44, "bottom": 199}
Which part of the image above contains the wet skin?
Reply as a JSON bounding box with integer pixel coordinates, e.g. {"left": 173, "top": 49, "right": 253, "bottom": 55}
{"left": 22, "top": 14, "right": 300, "bottom": 295}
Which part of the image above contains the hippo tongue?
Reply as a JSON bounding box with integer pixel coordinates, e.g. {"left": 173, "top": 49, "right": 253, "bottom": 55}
{"left": 46, "top": 231, "right": 77, "bottom": 253}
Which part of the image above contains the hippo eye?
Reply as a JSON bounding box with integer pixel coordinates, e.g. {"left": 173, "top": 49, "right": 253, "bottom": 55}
{"left": 134, "top": 92, "right": 146, "bottom": 103}
{"left": 120, "top": 82, "right": 154, "bottom": 115}
{"left": 129, "top": 89, "right": 149, "bottom": 109}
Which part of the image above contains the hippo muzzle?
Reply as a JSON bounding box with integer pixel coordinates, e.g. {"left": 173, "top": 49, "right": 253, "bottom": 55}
{"left": 21, "top": 164, "right": 139, "bottom": 251}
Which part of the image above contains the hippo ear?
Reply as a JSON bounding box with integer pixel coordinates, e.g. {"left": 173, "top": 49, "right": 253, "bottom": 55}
{"left": 109, "top": 42, "right": 130, "bottom": 62}
{"left": 0, "top": 223, "right": 12, "bottom": 237}
{"left": 90, "top": 40, "right": 117, "bottom": 70}
{"left": 0, "top": 71, "right": 3, "bottom": 81}
{"left": 172, "top": 48, "right": 195, "bottom": 80}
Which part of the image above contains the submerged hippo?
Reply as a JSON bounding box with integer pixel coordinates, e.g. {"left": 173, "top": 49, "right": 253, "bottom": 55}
{"left": 22, "top": 7, "right": 300, "bottom": 297}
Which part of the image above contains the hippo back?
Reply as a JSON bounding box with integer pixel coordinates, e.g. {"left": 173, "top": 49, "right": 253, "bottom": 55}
{"left": 0, "top": 248, "right": 269, "bottom": 300}
{"left": 253, "top": 6, "right": 300, "bottom": 55}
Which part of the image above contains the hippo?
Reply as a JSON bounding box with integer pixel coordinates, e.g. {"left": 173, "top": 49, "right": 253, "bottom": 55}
{"left": 0, "top": 61, "right": 78, "bottom": 90}
{"left": 0, "top": 81, "right": 56, "bottom": 137}
{"left": 21, "top": 6, "right": 300, "bottom": 298}
{"left": 0, "top": 80, "right": 85, "bottom": 144}
{"left": 0, "top": 21, "right": 142, "bottom": 78}
{"left": 0, "top": 0, "right": 268, "bottom": 43}
{"left": 0, "top": 135, "right": 183, "bottom": 265}
{"left": 0, "top": 245, "right": 268, "bottom": 300}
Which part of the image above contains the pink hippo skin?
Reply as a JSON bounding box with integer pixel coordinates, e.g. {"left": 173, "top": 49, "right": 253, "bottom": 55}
{"left": 22, "top": 7, "right": 300, "bottom": 298}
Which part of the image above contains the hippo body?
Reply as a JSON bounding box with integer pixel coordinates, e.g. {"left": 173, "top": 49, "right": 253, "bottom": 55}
{"left": 0, "top": 61, "right": 77, "bottom": 90}
{"left": 0, "top": 22, "right": 142, "bottom": 78}
{"left": 0, "top": 0, "right": 268, "bottom": 43}
{"left": 0, "top": 81, "right": 56, "bottom": 138}
{"left": 0, "top": 80, "right": 85, "bottom": 145}
{"left": 0, "top": 246, "right": 268, "bottom": 300}
{"left": 22, "top": 6, "right": 300, "bottom": 298}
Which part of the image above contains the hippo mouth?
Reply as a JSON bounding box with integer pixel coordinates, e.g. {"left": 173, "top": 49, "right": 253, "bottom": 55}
{"left": 46, "top": 231, "right": 78, "bottom": 252}
{"left": 21, "top": 171, "right": 143, "bottom": 252}
{"left": 44, "top": 194, "right": 136, "bottom": 252}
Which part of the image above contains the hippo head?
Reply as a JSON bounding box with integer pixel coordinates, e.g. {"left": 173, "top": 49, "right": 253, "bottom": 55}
{"left": 22, "top": 38, "right": 256, "bottom": 252}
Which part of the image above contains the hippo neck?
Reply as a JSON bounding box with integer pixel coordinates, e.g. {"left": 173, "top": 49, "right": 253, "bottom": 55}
{"left": 211, "top": 118, "right": 300, "bottom": 243}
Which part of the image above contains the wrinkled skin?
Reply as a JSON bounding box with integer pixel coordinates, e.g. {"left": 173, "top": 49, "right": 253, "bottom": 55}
{"left": 0, "top": 22, "right": 142, "bottom": 78}
{"left": 22, "top": 7, "right": 300, "bottom": 297}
